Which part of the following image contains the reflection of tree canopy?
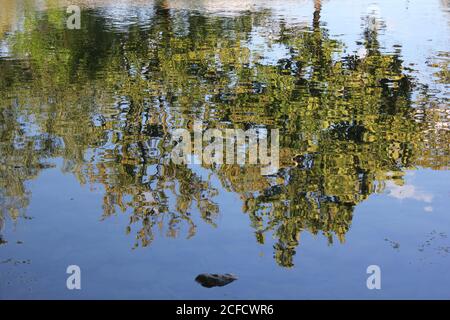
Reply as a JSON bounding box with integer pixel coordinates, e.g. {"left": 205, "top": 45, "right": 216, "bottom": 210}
{"left": 0, "top": 2, "right": 448, "bottom": 265}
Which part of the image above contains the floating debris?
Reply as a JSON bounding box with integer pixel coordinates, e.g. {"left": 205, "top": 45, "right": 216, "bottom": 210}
{"left": 384, "top": 238, "right": 400, "bottom": 250}
{"left": 1, "top": 259, "right": 31, "bottom": 265}
{"left": 418, "top": 231, "right": 449, "bottom": 256}
{"left": 195, "top": 273, "right": 238, "bottom": 288}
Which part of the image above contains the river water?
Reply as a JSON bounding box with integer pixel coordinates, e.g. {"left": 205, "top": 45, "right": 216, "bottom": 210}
{"left": 0, "top": 0, "right": 449, "bottom": 299}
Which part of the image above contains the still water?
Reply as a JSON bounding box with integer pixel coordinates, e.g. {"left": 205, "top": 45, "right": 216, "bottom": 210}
{"left": 0, "top": 0, "right": 449, "bottom": 299}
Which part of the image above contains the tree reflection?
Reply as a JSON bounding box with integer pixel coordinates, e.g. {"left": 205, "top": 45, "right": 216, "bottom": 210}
{"left": 0, "top": 1, "right": 448, "bottom": 266}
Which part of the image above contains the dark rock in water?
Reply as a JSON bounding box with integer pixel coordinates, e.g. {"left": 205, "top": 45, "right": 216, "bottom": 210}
{"left": 195, "top": 273, "right": 238, "bottom": 288}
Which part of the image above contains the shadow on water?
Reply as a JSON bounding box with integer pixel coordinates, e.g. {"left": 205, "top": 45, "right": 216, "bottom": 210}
{"left": 0, "top": 0, "right": 448, "bottom": 269}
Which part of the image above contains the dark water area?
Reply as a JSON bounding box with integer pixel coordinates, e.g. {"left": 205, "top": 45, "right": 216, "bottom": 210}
{"left": 0, "top": 0, "right": 449, "bottom": 299}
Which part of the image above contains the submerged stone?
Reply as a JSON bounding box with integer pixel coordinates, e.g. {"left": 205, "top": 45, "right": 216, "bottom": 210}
{"left": 195, "top": 273, "right": 238, "bottom": 288}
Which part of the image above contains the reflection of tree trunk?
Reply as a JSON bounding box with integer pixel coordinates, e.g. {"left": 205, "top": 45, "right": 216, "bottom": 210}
{"left": 0, "top": 0, "right": 17, "bottom": 37}
{"left": 313, "top": 0, "right": 321, "bottom": 30}
{"left": 155, "top": 0, "right": 170, "bottom": 13}
{"left": 311, "top": 0, "right": 324, "bottom": 86}
{"left": 154, "top": 0, "right": 171, "bottom": 44}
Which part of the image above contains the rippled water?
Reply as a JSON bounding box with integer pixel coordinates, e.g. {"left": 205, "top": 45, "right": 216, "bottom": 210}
{"left": 0, "top": 0, "right": 449, "bottom": 299}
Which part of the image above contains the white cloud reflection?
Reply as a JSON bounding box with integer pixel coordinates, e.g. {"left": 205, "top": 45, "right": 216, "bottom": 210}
{"left": 385, "top": 180, "right": 433, "bottom": 203}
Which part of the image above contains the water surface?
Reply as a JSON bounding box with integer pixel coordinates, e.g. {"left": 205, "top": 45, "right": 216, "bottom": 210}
{"left": 0, "top": 0, "right": 449, "bottom": 299}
